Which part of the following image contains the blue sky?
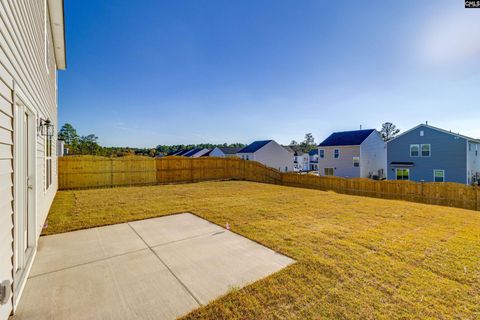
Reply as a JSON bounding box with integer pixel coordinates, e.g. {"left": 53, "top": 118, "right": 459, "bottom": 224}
{"left": 59, "top": 0, "right": 480, "bottom": 147}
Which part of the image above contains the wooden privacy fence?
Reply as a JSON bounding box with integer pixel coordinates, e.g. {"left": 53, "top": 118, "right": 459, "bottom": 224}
{"left": 58, "top": 156, "right": 282, "bottom": 189}
{"left": 58, "top": 156, "right": 480, "bottom": 211}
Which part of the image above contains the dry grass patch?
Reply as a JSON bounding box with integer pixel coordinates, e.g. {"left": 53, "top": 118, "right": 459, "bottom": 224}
{"left": 46, "top": 181, "right": 480, "bottom": 319}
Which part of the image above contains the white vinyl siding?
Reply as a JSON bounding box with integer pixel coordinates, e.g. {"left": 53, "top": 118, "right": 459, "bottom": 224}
{"left": 0, "top": 1, "right": 59, "bottom": 315}
{"left": 0, "top": 73, "right": 13, "bottom": 320}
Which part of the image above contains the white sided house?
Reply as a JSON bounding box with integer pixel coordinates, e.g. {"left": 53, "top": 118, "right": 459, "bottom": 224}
{"left": 209, "top": 146, "right": 242, "bottom": 158}
{"left": 293, "top": 151, "right": 309, "bottom": 171}
{"left": 318, "top": 129, "right": 386, "bottom": 179}
{"left": 237, "top": 140, "right": 294, "bottom": 172}
{"left": 0, "top": 1, "right": 66, "bottom": 318}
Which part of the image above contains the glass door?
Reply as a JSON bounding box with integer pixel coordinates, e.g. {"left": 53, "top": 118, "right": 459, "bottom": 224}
{"left": 13, "top": 97, "right": 36, "bottom": 306}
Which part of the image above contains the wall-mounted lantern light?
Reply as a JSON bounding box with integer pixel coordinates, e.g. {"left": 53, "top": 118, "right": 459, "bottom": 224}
{"left": 38, "top": 118, "right": 54, "bottom": 137}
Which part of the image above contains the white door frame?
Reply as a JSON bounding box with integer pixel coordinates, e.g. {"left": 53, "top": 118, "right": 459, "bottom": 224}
{"left": 12, "top": 88, "right": 37, "bottom": 310}
{"left": 395, "top": 168, "right": 410, "bottom": 181}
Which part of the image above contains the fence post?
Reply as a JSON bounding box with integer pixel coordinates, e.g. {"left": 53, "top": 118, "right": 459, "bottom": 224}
{"left": 474, "top": 187, "right": 480, "bottom": 211}
{"left": 110, "top": 158, "right": 114, "bottom": 188}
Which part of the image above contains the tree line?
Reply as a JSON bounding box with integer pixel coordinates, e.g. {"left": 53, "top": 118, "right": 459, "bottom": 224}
{"left": 58, "top": 122, "right": 400, "bottom": 157}
{"left": 57, "top": 123, "right": 246, "bottom": 157}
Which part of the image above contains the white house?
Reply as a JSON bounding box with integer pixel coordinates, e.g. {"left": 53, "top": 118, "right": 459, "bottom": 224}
{"left": 209, "top": 147, "right": 242, "bottom": 158}
{"left": 56, "top": 139, "right": 66, "bottom": 157}
{"left": 0, "top": 1, "right": 66, "bottom": 318}
{"left": 318, "top": 129, "right": 386, "bottom": 179}
{"left": 237, "top": 140, "right": 294, "bottom": 172}
{"left": 308, "top": 149, "right": 319, "bottom": 171}
{"left": 293, "top": 151, "right": 309, "bottom": 171}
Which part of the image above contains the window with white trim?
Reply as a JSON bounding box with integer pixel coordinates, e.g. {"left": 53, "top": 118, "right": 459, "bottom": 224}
{"left": 45, "top": 135, "right": 53, "bottom": 189}
{"left": 334, "top": 149, "right": 339, "bottom": 159}
{"left": 434, "top": 169, "right": 445, "bottom": 182}
{"left": 319, "top": 149, "right": 324, "bottom": 158}
{"left": 421, "top": 144, "right": 431, "bottom": 157}
{"left": 396, "top": 168, "right": 409, "bottom": 180}
{"left": 410, "top": 144, "right": 419, "bottom": 157}
{"left": 353, "top": 157, "right": 360, "bottom": 167}
{"left": 324, "top": 168, "right": 334, "bottom": 176}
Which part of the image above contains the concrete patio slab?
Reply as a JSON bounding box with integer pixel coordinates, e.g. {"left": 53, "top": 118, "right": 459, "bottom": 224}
{"left": 13, "top": 250, "right": 199, "bottom": 320}
{"left": 129, "top": 212, "right": 223, "bottom": 247}
{"left": 153, "top": 229, "right": 295, "bottom": 304}
{"left": 30, "top": 223, "right": 147, "bottom": 277}
{"left": 12, "top": 213, "right": 294, "bottom": 320}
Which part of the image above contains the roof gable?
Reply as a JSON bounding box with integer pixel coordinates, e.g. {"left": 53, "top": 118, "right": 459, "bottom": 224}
{"left": 388, "top": 124, "right": 480, "bottom": 143}
{"left": 319, "top": 129, "right": 375, "bottom": 147}
{"left": 238, "top": 140, "right": 273, "bottom": 153}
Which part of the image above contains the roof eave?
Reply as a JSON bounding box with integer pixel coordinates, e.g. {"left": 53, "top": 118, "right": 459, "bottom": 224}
{"left": 48, "top": 0, "right": 66, "bottom": 70}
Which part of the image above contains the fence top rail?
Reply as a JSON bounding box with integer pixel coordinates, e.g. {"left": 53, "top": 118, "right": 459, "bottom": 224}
{"left": 58, "top": 155, "right": 480, "bottom": 211}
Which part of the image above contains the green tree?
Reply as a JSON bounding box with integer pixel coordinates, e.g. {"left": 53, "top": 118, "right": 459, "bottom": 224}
{"left": 300, "top": 133, "right": 316, "bottom": 152}
{"left": 58, "top": 123, "right": 80, "bottom": 150}
{"left": 380, "top": 122, "right": 400, "bottom": 141}
{"left": 78, "top": 134, "right": 101, "bottom": 155}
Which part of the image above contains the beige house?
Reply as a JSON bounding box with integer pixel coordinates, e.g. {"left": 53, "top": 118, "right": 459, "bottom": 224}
{"left": 0, "top": 1, "right": 66, "bottom": 318}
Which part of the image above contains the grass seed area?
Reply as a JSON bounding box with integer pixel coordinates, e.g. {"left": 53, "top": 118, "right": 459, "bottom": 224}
{"left": 46, "top": 181, "right": 480, "bottom": 319}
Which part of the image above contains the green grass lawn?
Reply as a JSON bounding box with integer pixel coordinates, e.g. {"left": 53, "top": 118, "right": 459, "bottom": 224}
{"left": 46, "top": 181, "right": 480, "bottom": 319}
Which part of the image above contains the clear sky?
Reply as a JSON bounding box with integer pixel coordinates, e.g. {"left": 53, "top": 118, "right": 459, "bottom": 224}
{"left": 59, "top": 0, "right": 480, "bottom": 148}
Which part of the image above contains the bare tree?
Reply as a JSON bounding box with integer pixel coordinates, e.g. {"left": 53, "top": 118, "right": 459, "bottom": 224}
{"left": 380, "top": 122, "right": 400, "bottom": 141}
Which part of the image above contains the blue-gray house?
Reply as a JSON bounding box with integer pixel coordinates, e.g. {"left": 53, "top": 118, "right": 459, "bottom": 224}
{"left": 387, "top": 124, "right": 480, "bottom": 184}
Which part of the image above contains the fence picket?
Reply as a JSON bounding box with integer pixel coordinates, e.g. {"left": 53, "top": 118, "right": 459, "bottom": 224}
{"left": 58, "top": 156, "right": 480, "bottom": 211}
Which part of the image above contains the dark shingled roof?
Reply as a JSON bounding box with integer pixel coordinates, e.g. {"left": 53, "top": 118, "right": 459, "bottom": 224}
{"left": 319, "top": 129, "right": 375, "bottom": 147}
{"left": 238, "top": 140, "right": 273, "bottom": 153}
{"left": 183, "top": 148, "right": 203, "bottom": 157}
{"left": 176, "top": 149, "right": 192, "bottom": 156}
{"left": 201, "top": 149, "right": 213, "bottom": 157}
{"left": 218, "top": 147, "right": 243, "bottom": 154}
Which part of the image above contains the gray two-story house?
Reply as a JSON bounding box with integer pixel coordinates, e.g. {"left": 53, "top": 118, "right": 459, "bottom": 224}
{"left": 318, "top": 129, "right": 387, "bottom": 178}
{"left": 387, "top": 124, "right": 480, "bottom": 184}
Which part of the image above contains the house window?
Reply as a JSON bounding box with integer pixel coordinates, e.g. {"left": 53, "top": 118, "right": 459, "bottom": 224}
{"left": 334, "top": 149, "right": 339, "bottom": 159}
{"left": 434, "top": 170, "right": 445, "bottom": 182}
{"left": 420, "top": 130, "right": 424, "bottom": 137}
{"left": 319, "top": 149, "right": 324, "bottom": 158}
{"left": 410, "top": 144, "right": 419, "bottom": 157}
{"left": 246, "top": 155, "right": 249, "bottom": 160}
{"left": 324, "top": 168, "right": 334, "bottom": 176}
{"left": 285, "top": 166, "right": 288, "bottom": 172}
{"left": 396, "top": 168, "right": 409, "bottom": 181}
{"left": 469, "top": 143, "right": 472, "bottom": 152}
{"left": 421, "top": 144, "right": 431, "bottom": 157}
{"left": 45, "top": 135, "right": 53, "bottom": 189}
{"left": 353, "top": 157, "right": 360, "bottom": 167}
